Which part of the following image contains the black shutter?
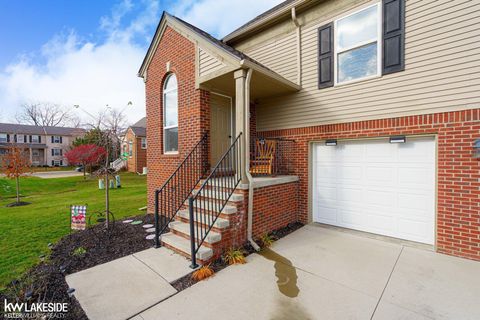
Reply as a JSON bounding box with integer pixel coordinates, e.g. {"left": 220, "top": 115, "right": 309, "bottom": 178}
{"left": 29, "top": 135, "right": 32, "bottom": 143}
{"left": 383, "top": 0, "right": 405, "bottom": 75}
{"left": 24, "top": 136, "right": 26, "bottom": 143}
{"left": 7, "top": 134, "right": 10, "bottom": 142}
{"left": 39, "top": 136, "right": 41, "bottom": 143}
{"left": 318, "top": 22, "right": 334, "bottom": 89}
{"left": 51, "top": 149, "right": 54, "bottom": 156}
{"left": 51, "top": 136, "right": 54, "bottom": 143}
{"left": 60, "top": 136, "right": 63, "bottom": 143}
{"left": 60, "top": 149, "right": 63, "bottom": 156}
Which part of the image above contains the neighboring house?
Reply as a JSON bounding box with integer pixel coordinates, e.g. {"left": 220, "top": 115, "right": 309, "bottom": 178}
{"left": 121, "top": 117, "right": 147, "bottom": 173}
{"left": 139, "top": 0, "right": 480, "bottom": 264}
{"left": 0, "top": 123, "right": 85, "bottom": 166}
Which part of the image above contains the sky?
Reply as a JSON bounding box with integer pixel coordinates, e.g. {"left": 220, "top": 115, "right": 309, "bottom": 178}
{"left": 0, "top": 0, "right": 283, "bottom": 126}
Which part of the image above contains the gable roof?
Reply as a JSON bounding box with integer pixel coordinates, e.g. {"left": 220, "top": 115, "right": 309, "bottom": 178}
{"left": 137, "top": 12, "right": 300, "bottom": 91}
{"left": 132, "top": 117, "right": 146, "bottom": 128}
{"left": 0, "top": 123, "right": 85, "bottom": 136}
{"left": 130, "top": 126, "right": 146, "bottom": 137}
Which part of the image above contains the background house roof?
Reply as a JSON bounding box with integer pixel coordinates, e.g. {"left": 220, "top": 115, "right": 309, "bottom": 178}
{"left": 126, "top": 117, "right": 146, "bottom": 137}
{"left": 0, "top": 123, "right": 85, "bottom": 136}
{"left": 132, "top": 117, "right": 146, "bottom": 128}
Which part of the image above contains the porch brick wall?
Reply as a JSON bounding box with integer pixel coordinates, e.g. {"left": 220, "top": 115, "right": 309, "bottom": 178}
{"left": 251, "top": 182, "right": 299, "bottom": 238}
{"left": 259, "top": 109, "right": 480, "bottom": 261}
{"left": 146, "top": 26, "right": 210, "bottom": 214}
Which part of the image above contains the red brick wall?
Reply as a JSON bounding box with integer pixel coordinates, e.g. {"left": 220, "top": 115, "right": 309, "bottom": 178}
{"left": 252, "top": 182, "right": 299, "bottom": 238}
{"left": 124, "top": 129, "right": 146, "bottom": 173}
{"left": 145, "top": 26, "right": 210, "bottom": 213}
{"left": 260, "top": 109, "right": 480, "bottom": 261}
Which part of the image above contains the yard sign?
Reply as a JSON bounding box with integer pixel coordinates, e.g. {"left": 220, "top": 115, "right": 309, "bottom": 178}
{"left": 70, "top": 205, "right": 87, "bottom": 230}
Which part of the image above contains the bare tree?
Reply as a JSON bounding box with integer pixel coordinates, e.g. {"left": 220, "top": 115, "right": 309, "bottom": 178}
{"left": 16, "top": 102, "right": 80, "bottom": 127}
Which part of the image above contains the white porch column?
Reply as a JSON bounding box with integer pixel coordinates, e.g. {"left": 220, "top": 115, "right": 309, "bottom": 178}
{"left": 234, "top": 69, "right": 248, "bottom": 184}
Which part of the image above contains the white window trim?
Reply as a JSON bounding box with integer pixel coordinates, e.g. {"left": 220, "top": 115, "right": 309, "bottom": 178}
{"left": 52, "top": 148, "right": 62, "bottom": 156}
{"left": 53, "top": 136, "right": 61, "bottom": 143}
{"left": 31, "top": 135, "right": 40, "bottom": 143}
{"left": 163, "top": 74, "right": 179, "bottom": 154}
{"left": 333, "top": 2, "right": 382, "bottom": 86}
{"left": 141, "top": 137, "right": 147, "bottom": 149}
{"left": 0, "top": 133, "right": 7, "bottom": 142}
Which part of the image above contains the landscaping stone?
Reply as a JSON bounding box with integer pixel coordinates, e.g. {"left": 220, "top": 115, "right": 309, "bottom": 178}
{"left": 131, "top": 220, "right": 142, "bottom": 225}
{"left": 122, "top": 219, "right": 133, "bottom": 224}
{"left": 143, "top": 224, "right": 154, "bottom": 228}
{"left": 146, "top": 234, "right": 155, "bottom": 240}
{"left": 146, "top": 228, "right": 156, "bottom": 233}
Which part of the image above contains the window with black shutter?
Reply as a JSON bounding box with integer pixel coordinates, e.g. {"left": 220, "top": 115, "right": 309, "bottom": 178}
{"left": 317, "top": 1, "right": 405, "bottom": 89}
{"left": 383, "top": 0, "right": 405, "bottom": 74}
{"left": 317, "top": 23, "right": 334, "bottom": 89}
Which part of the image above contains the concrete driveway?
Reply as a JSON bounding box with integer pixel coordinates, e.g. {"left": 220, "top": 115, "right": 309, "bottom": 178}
{"left": 136, "top": 224, "right": 480, "bottom": 320}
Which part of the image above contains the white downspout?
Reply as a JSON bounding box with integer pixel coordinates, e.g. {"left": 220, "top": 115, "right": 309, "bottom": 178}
{"left": 291, "top": 7, "right": 302, "bottom": 86}
{"left": 244, "top": 68, "right": 261, "bottom": 252}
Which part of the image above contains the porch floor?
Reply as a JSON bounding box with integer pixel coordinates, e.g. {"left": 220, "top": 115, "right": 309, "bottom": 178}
{"left": 206, "top": 175, "right": 299, "bottom": 189}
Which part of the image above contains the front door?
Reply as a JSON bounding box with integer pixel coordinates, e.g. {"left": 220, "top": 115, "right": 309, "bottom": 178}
{"left": 210, "top": 93, "right": 232, "bottom": 167}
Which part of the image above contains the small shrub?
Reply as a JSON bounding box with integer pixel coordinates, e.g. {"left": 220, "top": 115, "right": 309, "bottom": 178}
{"left": 223, "top": 248, "right": 246, "bottom": 265}
{"left": 72, "top": 247, "right": 87, "bottom": 257}
{"left": 191, "top": 264, "right": 214, "bottom": 281}
{"left": 260, "top": 233, "right": 274, "bottom": 248}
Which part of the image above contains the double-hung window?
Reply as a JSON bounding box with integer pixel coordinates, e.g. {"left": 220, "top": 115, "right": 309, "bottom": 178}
{"left": 31, "top": 135, "right": 40, "bottom": 143}
{"left": 52, "top": 148, "right": 62, "bottom": 156}
{"left": 335, "top": 3, "right": 381, "bottom": 84}
{"left": 0, "top": 133, "right": 7, "bottom": 143}
{"left": 53, "top": 136, "right": 61, "bottom": 143}
{"left": 141, "top": 137, "right": 147, "bottom": 149}
{"left": 163, "top": 74, "right": 178, "bottom": 153}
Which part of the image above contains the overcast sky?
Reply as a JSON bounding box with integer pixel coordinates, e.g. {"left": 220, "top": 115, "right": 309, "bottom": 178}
{"left": 0, "top": 0, "right": 283, "bottom": 125}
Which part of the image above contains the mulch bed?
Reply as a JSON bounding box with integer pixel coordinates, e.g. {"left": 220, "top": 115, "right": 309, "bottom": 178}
{"left": 0, "top": 217, "right": 304, "bottom": 320}
{"left": 0, "top": 213, "right": 155, "bottom": 320}
{"left": 171, "top": 221, "right": 304, "bottom": 292}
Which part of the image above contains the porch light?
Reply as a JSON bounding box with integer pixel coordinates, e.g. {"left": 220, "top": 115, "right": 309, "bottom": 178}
{"left": 473, "top": 139, "right": 480, "bottom": 158}
{"left": 325, "top": 139, "right": 337, "bottom": 146}
{"left": 389, "top": 136, "right": 406, "bottom": 144}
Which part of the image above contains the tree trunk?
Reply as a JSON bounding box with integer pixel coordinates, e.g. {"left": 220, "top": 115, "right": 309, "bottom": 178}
{"left": 16, "top": 176, "right": 20, "bottom": 203}
{"left": 83, "top": 162, "right": 86, "bottom": 179}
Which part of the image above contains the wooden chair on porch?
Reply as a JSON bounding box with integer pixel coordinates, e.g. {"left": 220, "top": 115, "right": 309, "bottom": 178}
{"left": 250, "top": 139, "right": 277, "bottom": 175}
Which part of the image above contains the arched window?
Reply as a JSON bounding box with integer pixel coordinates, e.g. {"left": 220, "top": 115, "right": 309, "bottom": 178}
{"left": 163, "top": 74, "right": 178, "bottom": 153}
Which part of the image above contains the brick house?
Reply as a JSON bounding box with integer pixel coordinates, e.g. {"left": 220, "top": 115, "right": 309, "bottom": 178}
{"left": 139, "top": 0, "right": 480, "bottom": 265}
{"left": 0, "top": 123, "right": 85, "bottom": 166}
{"left": 121, "top": 117, "right": 147, "bottom": 173}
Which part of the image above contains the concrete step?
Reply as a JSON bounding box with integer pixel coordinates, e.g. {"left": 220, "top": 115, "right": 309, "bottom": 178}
{"left": 192, "top": 189, "right": 244, "bottom": 202}
{"left": 177, "top": 210, "right": 230, "bottom": 229}
{"left": 169, "top": 221, "right": 221, "bottom": 244}
{"left": 160, "top": 232, "right": 213, "bottom": 261}
{"left": 185, "top": 200, "right": 237, "bottom": 214}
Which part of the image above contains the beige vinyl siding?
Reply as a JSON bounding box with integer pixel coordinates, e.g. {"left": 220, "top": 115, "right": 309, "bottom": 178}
{"left": 247, "top": 0, "right": 480, "bottom": 131}
{"left": 198, "top": 47, "right": 226, "bottom": 77}
{"left": 243, "top": 31, "right": 298, "bottom": 83}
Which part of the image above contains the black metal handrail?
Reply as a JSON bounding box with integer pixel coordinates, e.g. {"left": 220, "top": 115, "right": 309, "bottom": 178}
{"left": 188, "top": 132, "right": 243, "bottom": 268}
{"left": 154, "top": 132, "right": 209, "bottom": 248}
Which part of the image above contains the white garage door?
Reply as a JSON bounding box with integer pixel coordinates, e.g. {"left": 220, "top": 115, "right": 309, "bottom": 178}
{"left": 312, "top": 137, "right": 436, "bottom": 244}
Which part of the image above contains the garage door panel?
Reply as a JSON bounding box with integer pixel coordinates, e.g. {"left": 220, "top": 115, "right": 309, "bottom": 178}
{"left": 313, "top": 137, "right": 436, "bottom": 245}
{"left": 338, "top": 187, "right": 363, "bottom": 203}
{"left": 366, "top": 166, "right": 394, "bottom": 185}
{"left": 314, "top": 206, "right": 338, "bottom": 224}
{"left": 337, "top": 165, "right": 363, "bottom": 181}
{"left": 365, "top": 189, "right": 395, "bottom": 207}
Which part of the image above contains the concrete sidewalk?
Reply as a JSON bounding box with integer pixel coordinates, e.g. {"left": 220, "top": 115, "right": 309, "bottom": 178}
{"left": 66, "top": 247, "right": 193, "bottom": 320}
{"left": 136, "top": 225, "right": 480, "bottom": 320}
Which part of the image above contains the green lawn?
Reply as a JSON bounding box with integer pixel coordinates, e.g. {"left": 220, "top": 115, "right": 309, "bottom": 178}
{"left": 0, "top": 172, "right": 147, "bottom": 289}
